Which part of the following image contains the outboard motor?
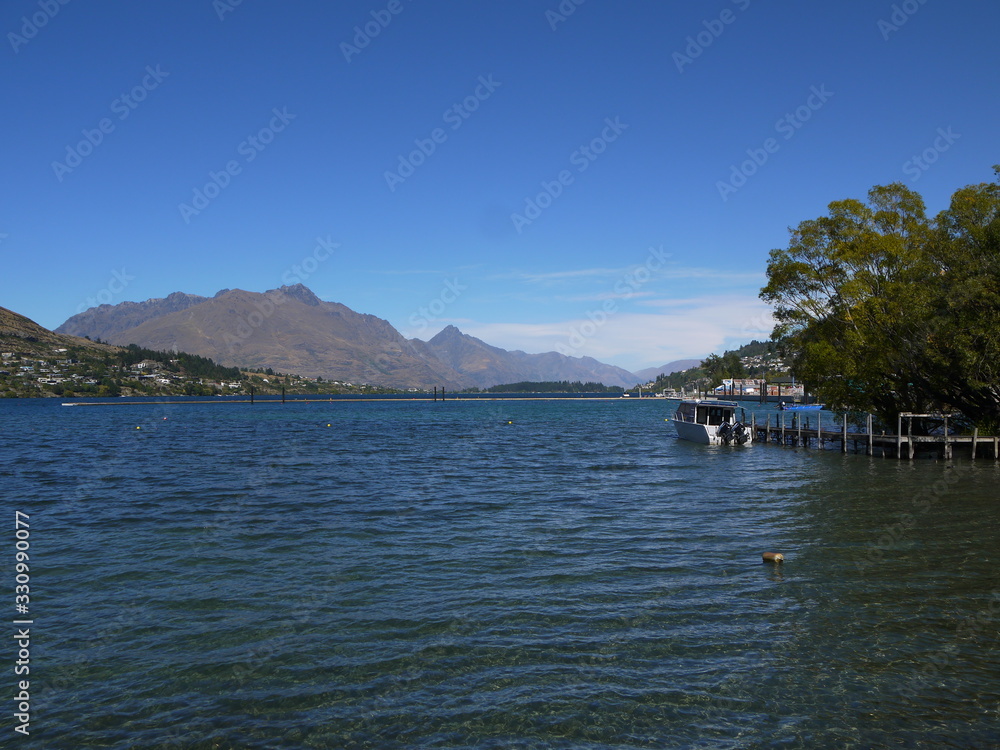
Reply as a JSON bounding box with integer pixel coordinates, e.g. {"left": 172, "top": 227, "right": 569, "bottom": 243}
{"left": 717, "top": 421, "right": 733, "bottom": 445}
{"left": 733, "top": 421, "right": 750, "bottom": 445}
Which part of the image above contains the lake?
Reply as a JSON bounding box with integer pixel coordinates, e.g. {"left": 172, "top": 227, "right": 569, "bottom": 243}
{"left": 3, "top": 397, "right": 999, "bottom": 748}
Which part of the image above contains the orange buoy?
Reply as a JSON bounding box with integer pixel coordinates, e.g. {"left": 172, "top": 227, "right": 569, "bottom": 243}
{"left": 762, "top": 552, "right": 784, "bottom": 563}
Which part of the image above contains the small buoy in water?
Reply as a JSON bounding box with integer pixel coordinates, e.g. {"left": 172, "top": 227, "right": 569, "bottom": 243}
{"left": 136, "top": 426, "right": 141, "bottom": 430}
{"left": 326, "top": 424, "right": 331, "bottom": 427}
{"left": 762, "top": 552, "right": 784, "bottom": 564}
{"left": 508, "top": 421, "right": 512, "bottom": 425}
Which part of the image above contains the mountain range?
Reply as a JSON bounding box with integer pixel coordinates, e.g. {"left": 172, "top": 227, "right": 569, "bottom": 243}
{"left": 57, "top": 284, "right": 688, "bottom": 389}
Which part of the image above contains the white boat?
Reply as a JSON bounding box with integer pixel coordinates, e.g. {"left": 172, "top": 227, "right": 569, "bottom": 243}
{"left": 671, "top": 398, "right": 752, "bottom": 445}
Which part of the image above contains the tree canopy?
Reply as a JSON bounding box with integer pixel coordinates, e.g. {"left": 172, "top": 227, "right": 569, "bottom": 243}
{"left": 761, "top": 167, "right": 1000, "bottom": 430}
{"left": 701, "top": 351, "right": 746, "bottom": 387}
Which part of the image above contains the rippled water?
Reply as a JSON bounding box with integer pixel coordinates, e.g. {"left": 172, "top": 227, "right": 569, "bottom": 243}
{"left": 3, "top": 397, "right": 1000, "bottom": 748}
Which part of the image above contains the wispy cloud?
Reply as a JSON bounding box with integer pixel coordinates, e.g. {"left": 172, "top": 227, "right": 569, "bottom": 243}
{"left": 557, "top": 290, "right": 657, "bottom": 303}
{"left": 496, "top": 265, "right": 764, "bottom": 286}
{"left": 432, "top": 294, "right": 774, "bottom": 371}
{"left": 492, "top": 267, "right": 628, "bottom": 284}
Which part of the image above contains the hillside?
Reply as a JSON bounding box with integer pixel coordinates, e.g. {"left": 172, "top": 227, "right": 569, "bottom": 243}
{"left": 1, "top": 307, "right": 245, "bottom": 398}
{"left": 1, "top": 305, "right": 119, "bottom": 357}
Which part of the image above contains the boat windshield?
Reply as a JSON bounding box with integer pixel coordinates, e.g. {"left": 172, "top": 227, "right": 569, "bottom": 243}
{"left": 675, "top": 403, "right": 696, "bottom": 422}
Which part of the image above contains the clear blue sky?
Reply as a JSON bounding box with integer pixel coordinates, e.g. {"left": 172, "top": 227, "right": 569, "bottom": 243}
{"left": 2, "top": 1, "right": 998, "bottom": 371}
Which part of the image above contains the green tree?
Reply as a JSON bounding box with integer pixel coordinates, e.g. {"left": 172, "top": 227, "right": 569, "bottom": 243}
{"left": 761, "top": 168, "right": 1000, "bottom": 430}
{"left": 701, "top": 351, "right": 746, "bottom": 387}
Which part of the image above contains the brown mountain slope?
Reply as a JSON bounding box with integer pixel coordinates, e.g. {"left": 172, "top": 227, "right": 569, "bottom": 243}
{"left": 0, "top": 306, "right": 119, "bottom": 356}
{"left": 55, "top": 291, "right": 208, "bottom": 340}
{"left": 61, "top": 285, "right": 469, "bottom": 389}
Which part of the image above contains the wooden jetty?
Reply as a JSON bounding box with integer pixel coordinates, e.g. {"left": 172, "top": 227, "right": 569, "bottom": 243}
{"left": 750, "top": 411, "right": 1000, "bottom": 460}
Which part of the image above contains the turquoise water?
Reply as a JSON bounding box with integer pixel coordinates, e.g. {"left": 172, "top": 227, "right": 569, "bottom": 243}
{"left": 3, "top": 397, "right": 1000, "bottom": 748}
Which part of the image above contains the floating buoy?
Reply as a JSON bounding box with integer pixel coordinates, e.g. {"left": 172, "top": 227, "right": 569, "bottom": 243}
{"left": 762, "top": 552, "right": 784, "bottom": 564}
{"left": 135, "top": 426, "right": 141, "bottom": 430}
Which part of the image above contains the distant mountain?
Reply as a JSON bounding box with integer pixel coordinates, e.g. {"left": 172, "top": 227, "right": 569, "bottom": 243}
{"left": 57, "top": 285, "right": 467, "bottom": 389}
{"left": 57, "top": 285, "right": 642, "bottom": 390}
{"left": 56, "top": 291, "right": 208, "bottom": 341}
{"left": 632, "top": 359, "right": 703, "bottom": 383}
{"left": 425, "top": 325, "right": 639, "bottom": 389}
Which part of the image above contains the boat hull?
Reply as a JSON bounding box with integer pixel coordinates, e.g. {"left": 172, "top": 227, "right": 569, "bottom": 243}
{"left": 671, "top": 418, "right": 716, "bottom": 444}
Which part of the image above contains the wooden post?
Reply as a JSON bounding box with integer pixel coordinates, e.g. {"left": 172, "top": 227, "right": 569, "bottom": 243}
{"left": 867, "top": 414, "right": 873, "bottom": 456}
{"left": 971, "top": 427, "right": 978, "bottom": 461}
{"left": 281, "top": 386, "right": 285, "bottom": 404}
{"left": 781, "top": 412, "right": 785, "bottom": 444}
{"left": 818, "top": 413, "right": 823, "bottom": 448}
{"left": 842, "top": 413, "right": 848, "bottom": 453}
{"left": 765, "top": 414, "right": 771, "bottom": 443}
{"left": 897, "top": 415, "right": 903, "bottom": 460}
{"left": 907, "top": 417, "right": 914, "bottom": 460}
{"left": 250, "top": 385, "right": 254, "bottom": 404}
{"left": 944, "top": 415, "right": 951, "bottom": 460}
{"left": 797, "top": 414, "right": 802, "bottom": 446}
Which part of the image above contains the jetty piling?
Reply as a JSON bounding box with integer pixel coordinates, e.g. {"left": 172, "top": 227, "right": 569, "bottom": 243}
{"left": 753, "top": 410, "right": 999, "bottom": 460}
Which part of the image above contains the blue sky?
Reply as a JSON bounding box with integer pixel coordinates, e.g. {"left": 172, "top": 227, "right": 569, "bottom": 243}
{"left": 2, "top": 1, "right": 998, "bottom": 371}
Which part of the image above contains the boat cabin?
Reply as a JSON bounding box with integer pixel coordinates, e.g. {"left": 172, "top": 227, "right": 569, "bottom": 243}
{"left": 674, "top": 399, "right": 739, "bottom": 426}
